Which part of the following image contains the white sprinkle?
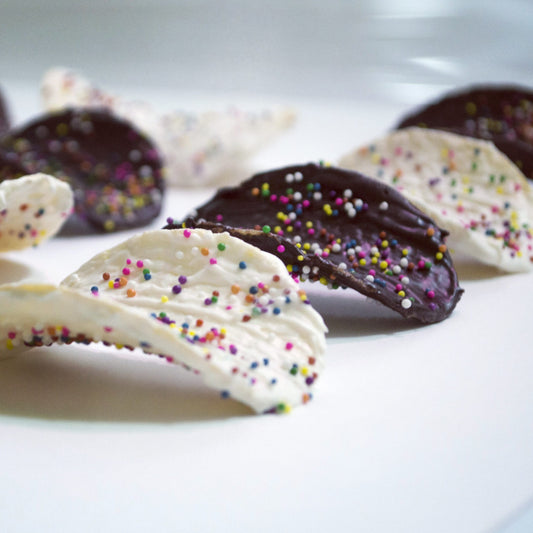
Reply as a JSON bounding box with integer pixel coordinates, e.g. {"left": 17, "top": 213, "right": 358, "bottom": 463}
{"left": 343, "top": 189, "right": 353, "bottom": 198}
{"left": 392, "top": 265, "right": 401, "bottom": 274}
{"left": 379, "top": 201, "right": 389, "bottom": 211}
{"left": 400, "top": 257, "right": 408, "bottom": 267}
{"left": 401, "top": 298, "right": 412, "bottom": 309}
{"left": 294, "top": 171, "right": 303, "bottom": 181}
{"left": 313, "top": 192, "right": 322, "bottom": 201}
{"left": 365, "top": 275, "right": 375, "bottom": 282}
{"left": 285, "top": 173, "right": 294, "bottom": 183}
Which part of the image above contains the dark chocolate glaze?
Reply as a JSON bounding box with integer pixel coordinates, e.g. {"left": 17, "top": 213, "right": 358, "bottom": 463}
{"left": 395, "top": 85, "right": 533, "bottom": 180}
{"left": 167, "top": 163, "right": 463, "bottom": 323}
{"left": 0, "top": 107, "right": 165, "bottom": 232}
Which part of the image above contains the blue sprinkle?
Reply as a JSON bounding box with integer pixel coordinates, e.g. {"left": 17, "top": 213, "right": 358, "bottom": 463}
{"left": 239, "top": 261, "right": 247, "bottom": 269}
{"left": 220, "top": 390, "right": 230, "bottom": 399}
{"left": 263, "top": 358, "right": 269, "bottom": 366}
{"left": 249, "top": 286, "right": 258, "bottom": 294}
{"left": 273, "top": 307, "right": 281, "bottom": 315}
{"left": 250, "top": 362, "right": 259, "bottom": 369}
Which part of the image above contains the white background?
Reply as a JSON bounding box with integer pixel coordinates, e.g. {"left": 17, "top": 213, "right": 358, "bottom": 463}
{"left": 1, "top": 1, "right": 533, "bottom": 532}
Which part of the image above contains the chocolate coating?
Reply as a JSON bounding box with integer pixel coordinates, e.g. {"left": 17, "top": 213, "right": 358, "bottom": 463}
{"left": 168, "top": 163, "right": 463, "bottom": 323}
{"left": 396, "top": 85, "right": 533, "bottom": 179}
{"left": 0, "top": 108, "right": 164, "bottom": 232}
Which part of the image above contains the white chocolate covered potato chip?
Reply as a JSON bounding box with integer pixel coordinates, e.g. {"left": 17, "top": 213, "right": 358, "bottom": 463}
{"left": 0, "top": 173, "right": 73, "bottom": 252}
{"left": 0, "top": 229, "right": 327, "bottom": 413}
{"left": 339, "top": 128, "right": 533, "bottom": 272}
{"left": 42, "top": 67, "right": 296, "bottom": 188}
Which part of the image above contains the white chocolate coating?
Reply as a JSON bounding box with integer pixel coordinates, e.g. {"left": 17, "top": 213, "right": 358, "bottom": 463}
{"left": 0, "top": 229, "right": 327, "bottom": 413}
{"left": 0, "top": 173, "right": 73, "bottom": 252}
{"left": 339, "top": 128, "right": 533, "bottom": 272}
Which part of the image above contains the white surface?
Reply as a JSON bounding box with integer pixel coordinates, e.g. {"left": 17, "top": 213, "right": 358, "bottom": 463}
{"left": 1, "top": 1, "right": 533, "bottom": 529}
{"left": 0, "top": 84, "right": 533, "bottom": 533}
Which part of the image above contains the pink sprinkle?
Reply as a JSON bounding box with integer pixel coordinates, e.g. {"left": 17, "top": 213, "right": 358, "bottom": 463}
{"left": 427, "top": 290, "right": 435, "bottom": 299}
{"left": 285, "top": 342, "right": 293, "bottom": 350}
{"left": 457, "top": 205, "right": 465, "bottom": 213}
{"left": 122, "top": 268, "right": 131, "bottom": 276}
{"left": 335, "top": 197, "right": 343, "bottom": 206}
{"left": 277, "top": 245, "right": 285, "bottom": 253}
{"left": 136, "top": 260, "right": 144, "bottom": 268}
{"left": 126, "top": 259, "right": 132, "bottom": 265}
{"left": 303, "top": 200, "right": 310, "bottom": 208}
{"left": 184, "top": 229, "right": 191, "bottom": 238}
{"left": 8, "top": 331, "right": 16, "bottom": 339}
{"left": 369, "top": 269, "right": 376, "bottom": 276}
{"left": 418, "top": 260, "right": 425, "bottom": 269}
{"left": 210, "top": 258, "right": 217, "bottom": 264}
{"left": 395, "top": 284, "right": 403, "bottom": 291}
{"left": 166, "top": 356, "right": 174, "bottom": 363}
{"left": 216, "top": 214, "right": 223, "bottom": 222}
{"left": 270, "top": 194, "right": 277, "bottom": 202}
{"left": 308, "top": 228, "right": 315, "bottom": 235}
{"left": 280, "top": 196, "right": 289, "bottom": 204}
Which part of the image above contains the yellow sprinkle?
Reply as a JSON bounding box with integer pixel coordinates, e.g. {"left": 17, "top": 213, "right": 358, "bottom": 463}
{"left": 381, "top": 240, "right": 389, "bottom": 248}
{"left": 108, "top": 280, "right": 114, "bottom": 289}
{"left": 359, "top": 259, "right": 367, "bottom": 266}
{"left": 435, "top": 252, "right": 444, "bottom": 261}
{"left": 301, "top": 367, "right": 309, "bottom": 376}
{"left": 379, "top": 260, "right": 388, "bottom": 270}
{"left": 103, "top": 219, "right": 115, "bottom": 232}
{"left": 402, "top": 248, "right": 409, "bottom": 256}
{"left": 319, "top": 277, "right": 328, "bottom": 285}
{"left": 274, "top": 226, "right": 281, "bottom": 233}
{"left": 220, "top": 328, "right": 227, "bottom": 335}
{"left": 303, "top": 243, "right": 311, "bottom": 250}
{"left": 5, "top": 339, "right": 14, "bottom": 350}
{"left": 398, "top": 290, "right": 406, "bottom": 297}
{"left": 496, "top": 186, "right": 504, "bottom": 195}
{"left": 465, "top": 102, "right": 477, "bottom": 115}
{"left": 169, "top": 323, "right": 177, "bottom": 328}
{"left": 462, "top": 175, "right": 470, "bottom": 184}
{"left": 371, "top": 257, "right": 378, "bottom": 264}
{"left": 116, "top": 344, "right": 124, "bottom": 350}
{"left": 296, "top": 242, "right": 302, "bottom": 249}
{"left": 441, "top": 148, "right": 449, "bottom": 159}
{"left": 297, "top": 255, "right": 304, "bottom": 261}
{"left": 287, "top": 265, "right": 293, "bottom": 273}
{"left": 306, "top": 221, "right": 313, "bottom": 228}
{"left": 371, "top": 153, "right": 381, "bottom": 164}
{"left": 161, "top": 296, "right": 168, "bottom": 303}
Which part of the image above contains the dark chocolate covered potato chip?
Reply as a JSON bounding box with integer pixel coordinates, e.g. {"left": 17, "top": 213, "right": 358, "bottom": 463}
{"left": 396, "top": 84, "right": 533, "bottom": 180}
{"left": 168, "top": 163, "right": 463, "bottom": 324}
{"left": 0, "top": 108, "right": 164, "bottom": 232}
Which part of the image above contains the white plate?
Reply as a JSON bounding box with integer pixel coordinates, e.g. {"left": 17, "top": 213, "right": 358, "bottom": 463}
{"left": 1, "top": 85, "right": 533, "bottom": 533}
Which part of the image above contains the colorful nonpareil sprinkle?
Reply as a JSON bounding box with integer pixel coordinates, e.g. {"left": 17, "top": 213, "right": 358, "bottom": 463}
{"left": 339, "top": 128, "right": 533, "bottom": 272}
{"left": 172, "top": 162, "right": 463, "bottom": 323}
{"left": 0, "top": 108, "right": 164, "bottom": 232}
{"left": 0, "top": 173, "right": 73, "bottom": 252}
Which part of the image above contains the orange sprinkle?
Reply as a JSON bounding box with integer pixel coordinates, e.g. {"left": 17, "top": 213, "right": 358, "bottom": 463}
{"left": 201, "top": 247, "right": 209, "bottom": 256}
{"left": 426, "top": 227, "right": 435, "bottom": 237}
{"left": 231, "top": 284, "right": 240, "bottom": 294}
{"left": 119, "top": 277, "right": 128, "bottom": 287}
{"left": 438, "top": 244, "right": 447, "bottom": 253}
{"left": 127, "top": 288, "right": 136, "bottom": 298}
